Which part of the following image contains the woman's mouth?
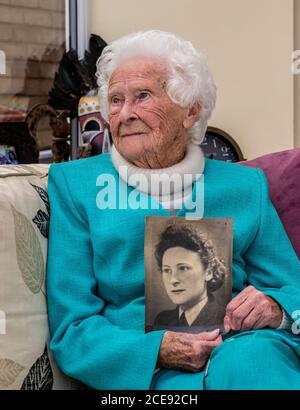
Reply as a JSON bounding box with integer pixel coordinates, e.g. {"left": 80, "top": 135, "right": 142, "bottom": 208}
{"left": 171, "top": 289, "right": 185, "bottom": 294}
{"left": 121, "top": 132, "right": 146, "bottom": 138}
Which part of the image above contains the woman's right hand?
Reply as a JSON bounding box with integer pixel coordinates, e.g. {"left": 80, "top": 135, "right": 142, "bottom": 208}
{"left": 156, "top": 329, "right": 222, "bottom": 372}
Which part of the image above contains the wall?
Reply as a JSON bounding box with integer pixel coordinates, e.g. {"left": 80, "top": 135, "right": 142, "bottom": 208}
{"left": 0, "top": 0, "right": 65, "bottom": 149}
{"left": 90, "top": 0, "right": 294, "bottom": 160}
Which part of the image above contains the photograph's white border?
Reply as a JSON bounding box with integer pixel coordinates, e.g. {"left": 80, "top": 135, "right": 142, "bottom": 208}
{"left": 0, "top": 50, "right": 6, "bottom": 76}
{"left": 292, "top": 50, "right": 300, "bottom": 74}
{"left": 0, "top": 310, "right": 6, "bottom": 335}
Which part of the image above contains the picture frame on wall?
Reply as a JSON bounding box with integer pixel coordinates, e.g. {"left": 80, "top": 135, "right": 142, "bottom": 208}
{"left": 0, "top": 122, "right": 39, "bottom": 164}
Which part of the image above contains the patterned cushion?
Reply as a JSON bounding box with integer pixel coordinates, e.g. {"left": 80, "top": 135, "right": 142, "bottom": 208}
{"left": 0, "top": 164, "right": 79, "bottom": 390}
{"left": 240, "top": 148, "right": 300, "bottom": 259}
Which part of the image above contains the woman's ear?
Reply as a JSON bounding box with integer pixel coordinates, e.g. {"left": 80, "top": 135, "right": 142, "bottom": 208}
{"left": 183, "top": 103, "right": 201, "bottom": 129}
{"left": 204, "top": 269, "right": 213, "bottom": 283}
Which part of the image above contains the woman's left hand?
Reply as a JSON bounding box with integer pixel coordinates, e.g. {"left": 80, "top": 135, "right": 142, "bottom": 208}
{"left": 224, "top": 285, "right": 283, "bottom": 332}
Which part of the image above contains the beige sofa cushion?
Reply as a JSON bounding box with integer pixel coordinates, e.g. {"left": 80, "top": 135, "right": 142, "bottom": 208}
{"left": 0, "top": 164, "right": 78, "bottom": 390}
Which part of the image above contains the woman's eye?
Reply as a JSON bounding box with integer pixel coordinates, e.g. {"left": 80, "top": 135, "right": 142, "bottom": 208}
{"left": 179, "top": 265, "right": 190, "bottom": 272}
{"left": 162, "top": 268, "right": 172, "bottom": 274}
{"left": 137, "top": 92, "right": 150, "bottom": 100}
{"left": 111, "top": 96, "right": 122, "bottom": 104}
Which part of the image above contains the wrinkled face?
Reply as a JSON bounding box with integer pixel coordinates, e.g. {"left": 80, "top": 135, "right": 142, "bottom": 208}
{"left": 161, "top": 246, "right": 211, "bottom": 310}
{"left": 108, "top": 56, "right": 190, "bottom": 162}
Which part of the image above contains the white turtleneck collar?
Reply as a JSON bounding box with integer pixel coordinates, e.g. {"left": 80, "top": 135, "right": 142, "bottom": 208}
{"left": 111, "top": 143, "right": 205, "bottom": 210}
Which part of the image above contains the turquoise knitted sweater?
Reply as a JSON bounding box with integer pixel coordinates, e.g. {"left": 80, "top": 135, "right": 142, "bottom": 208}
{"left": 46, "top": 153, "right": 300, "bottom": 390}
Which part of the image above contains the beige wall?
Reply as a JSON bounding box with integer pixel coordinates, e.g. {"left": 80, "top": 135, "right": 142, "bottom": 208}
{"left": 91, "top": 0, "right": 294, "bottom": 160}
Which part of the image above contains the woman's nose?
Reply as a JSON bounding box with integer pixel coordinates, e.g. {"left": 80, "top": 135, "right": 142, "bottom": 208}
{"left": 118, "top": 99, "right": 138, "bottom": 123}
{"left": 170, "top": 272, "right": 180, "bottom": 285}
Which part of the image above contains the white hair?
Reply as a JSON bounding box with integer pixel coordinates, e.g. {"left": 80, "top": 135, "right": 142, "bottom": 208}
{"left": 96, "top": 30, "right": 216, "bottom": 144}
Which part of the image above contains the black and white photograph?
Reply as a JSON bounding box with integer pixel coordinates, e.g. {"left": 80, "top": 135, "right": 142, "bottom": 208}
{"left": 145, "top": 216, "right": 232, "bottom": 333}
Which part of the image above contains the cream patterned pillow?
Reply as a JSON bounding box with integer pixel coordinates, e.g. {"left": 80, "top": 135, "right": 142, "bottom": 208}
{"left": 0, "top": 164, "right": 79, "bottom": 390}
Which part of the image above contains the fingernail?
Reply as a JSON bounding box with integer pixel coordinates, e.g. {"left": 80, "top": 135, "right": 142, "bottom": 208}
{"left": 209, "top": 329, "right": 220, "bottom": 334}
{"left": 224, "top": 317, "right": 230, "bottom": 333}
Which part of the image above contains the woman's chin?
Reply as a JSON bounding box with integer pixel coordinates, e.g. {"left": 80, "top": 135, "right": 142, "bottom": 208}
{"left": 168, "top": 294, "right": 190, "bottom": 306}
{"left": 117, "top": 141, "right": 148, "bottom": 162}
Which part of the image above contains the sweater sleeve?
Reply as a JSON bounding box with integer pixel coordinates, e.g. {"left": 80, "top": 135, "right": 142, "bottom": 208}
{"left": 243, "top": 168, "right": 300, "bottom": 326}
{"left": 46, "top": 164, "right": 166, "bottom": 390}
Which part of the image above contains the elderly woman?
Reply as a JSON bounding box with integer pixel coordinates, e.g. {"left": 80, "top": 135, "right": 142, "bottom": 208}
{"left": 47, "top": 30, "right": 300, "bottom": 390}
{"left": 154, "top": 223, "right": 227, "bottom": 331}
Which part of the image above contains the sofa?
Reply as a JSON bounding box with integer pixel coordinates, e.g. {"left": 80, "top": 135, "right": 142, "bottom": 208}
{"left": 0, "top": 148, "right": 299, "bottom": 390}
{"left": 0, "top": 163, "right": 78, "bottom": 390}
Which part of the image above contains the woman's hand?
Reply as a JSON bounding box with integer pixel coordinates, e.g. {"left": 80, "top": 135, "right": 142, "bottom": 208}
{"left": 224, "top": 285, "right": 283, "bottom": 332}
{"left": 157, "top": 329, "right": 222, "bottom": 372}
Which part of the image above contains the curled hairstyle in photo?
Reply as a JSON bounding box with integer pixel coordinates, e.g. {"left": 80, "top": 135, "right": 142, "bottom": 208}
{"left": 155, "top": 223, "right": 227, "bottom": 293}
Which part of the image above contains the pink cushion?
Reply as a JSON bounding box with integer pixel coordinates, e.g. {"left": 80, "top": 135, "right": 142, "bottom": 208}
{"left": 239, "top": 148, "right": 300, "bottom": 259}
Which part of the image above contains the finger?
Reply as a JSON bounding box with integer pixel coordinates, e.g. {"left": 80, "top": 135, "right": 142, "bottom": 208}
{"left": 225, "top": 286, "right": 256, "bottom": 321}
{"left": 225, "top": 296, "right": 254, "bottom": 331}
{"left": 210, "top": 335, "right": 223, "bottom": 346}
{"left": 202, "top": 336, "right": 223, "bottom": 346}
{"left": 238, "top": 293, "right": 274, "bottom": 331}
{"left": 252, "top": 315, "right": 269, "bottom": 330}
{"left": 230, "top": 297, "right": 257, "bottom": 331}
{"left": 198, "top": 329, "right": 220, "bottom": 340}
{"left": 224, "top": 315, "right": 231, "bottom": 333}
{"left": 199, "top": 335, "right": 223, "bottom": 348}
{"left": 199, "top": 339, "right": 223, "bottom": 353}
{"left": 239, "top": 307, "right": 262, "bottom": 331}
